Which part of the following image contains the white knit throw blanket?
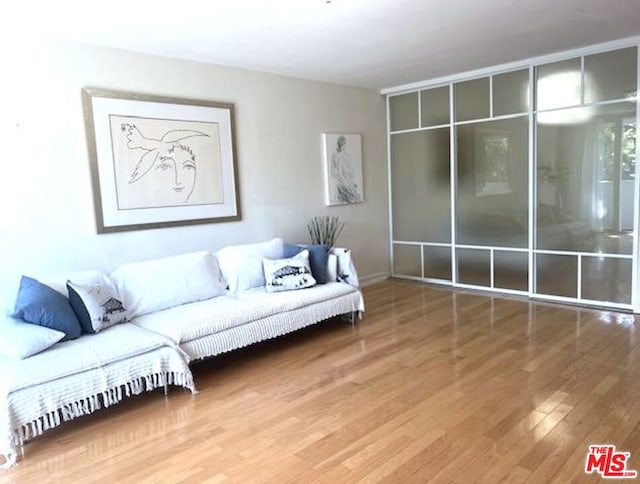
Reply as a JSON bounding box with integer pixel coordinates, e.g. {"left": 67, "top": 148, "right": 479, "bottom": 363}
{"left": 0, "top": 284, "right": 365, "bottom": 468}
{"left": 0, "top": 324, "right": 194, "bottom": 468}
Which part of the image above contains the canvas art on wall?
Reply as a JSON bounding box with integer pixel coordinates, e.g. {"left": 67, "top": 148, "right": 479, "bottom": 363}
{"left": 83, "top": 88, "right": 240, "bottom": 233}
{"left": 322, "top": 133, "right": 364, "bottom": 206}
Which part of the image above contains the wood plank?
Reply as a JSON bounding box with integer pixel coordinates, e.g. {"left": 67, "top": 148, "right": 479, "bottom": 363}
{"left": 2, "top": 280, "right": 640, "bottom": 482}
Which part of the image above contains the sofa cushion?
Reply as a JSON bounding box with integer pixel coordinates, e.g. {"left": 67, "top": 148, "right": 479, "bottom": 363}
{"left": 131, "top": 283, "right": 362, "bottom": 348}
{"left": 233, "top": 281, "right": 361, "bottom": 313}
{"left": 0, "top": 316, "right": 65, "bottom": 359}
{"left": 111, "top": 251, "right": 226, "bottom": 318}
{"left": 12, "top": 276, "right": 82, "bottom": 341}
{"left": 131, "top": 295, "right": 275, "bottom": 344}
{"left": 67, "top": 275, "right": 128, "bottom": 334}
{"left": 180, "top": 284, "right": 365, "bottom": 361}
{"left": 283, "top": 243, "right": 330, "bottom": 284}
{"left": 263, "top": 250, "right": 316, "bottom": 293}
{"left": 215, "top": 238, "right": 284, "bottom": 293}
{"left": 0, "top": 324, "right": 180, "bottom": 393}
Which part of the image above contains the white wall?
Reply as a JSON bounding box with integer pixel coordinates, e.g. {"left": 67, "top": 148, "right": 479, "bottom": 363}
{"left": 0, "top": 39, "right": 389, "bottom": 314}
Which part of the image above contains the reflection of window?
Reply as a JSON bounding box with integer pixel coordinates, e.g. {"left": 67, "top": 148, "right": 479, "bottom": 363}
{"left": 622, "top": 120, "right": 636, "bottom": 181}
{"left": 595, "top": 117, "right": 636, "bottom": 232}
{"left": 597, "top": 119, "right": 636, "bottom": 181}
{"left": 597, "top": 121, "right": 616, "bottom": 181}
{"left": 475, "top": 129, "right": 512, "bottom": 196}
{"left": 537, "top": 69, "right": 594, "bottom": 124}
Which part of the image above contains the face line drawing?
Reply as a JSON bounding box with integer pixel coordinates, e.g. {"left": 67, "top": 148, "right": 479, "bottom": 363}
{"left": 157, "top": 144, "right": 197, "bottom": 201}
{"left": 121, "top": 122, "right": 208, "bottom": 203}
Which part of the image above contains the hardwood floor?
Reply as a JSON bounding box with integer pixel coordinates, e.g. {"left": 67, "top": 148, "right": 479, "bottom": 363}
{"left": 2, "top": 279, "right": 640, "bottom": 483}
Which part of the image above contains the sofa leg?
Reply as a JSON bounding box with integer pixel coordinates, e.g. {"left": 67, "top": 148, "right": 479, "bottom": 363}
{"left": 163, "top": 381, "right": 168, "bottom": 398}
{"left": 17, "top": 440, "right": 25, "bottom": 462}
{"left": 348, "top": 311, "right": 359, "bottom": 325}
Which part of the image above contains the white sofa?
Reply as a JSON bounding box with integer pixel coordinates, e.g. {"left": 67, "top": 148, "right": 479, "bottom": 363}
{"left": 0, "top": 238, "right": 364, "bottom": 467}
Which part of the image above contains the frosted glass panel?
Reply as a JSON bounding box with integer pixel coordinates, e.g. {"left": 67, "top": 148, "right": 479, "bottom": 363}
{"left": 456, "top": 116, "right": 529, "bottom": 247}
{"left": 536, "top": 102, "right": 636, "bottom": 254}
{"left": 391, "top": 130, "right": 451, "bottom": 242}
{"left": 494, "top": 251, "right": 528, "bottom": 291}
{"left": 423, "top": 246, "right": 452, "bottom": 280}
{"left": 421, "top": 86, "right": 450, "bottom": 127}
{"left": 387, "top": 45, "right": 639, "bottom": 309}
{"left": 536, "top": 58, "right": 581, "bottom": 110}
{"left": 585, "top": 47, "right": 637, "bottom": 103}
{"left": 457, "top": 249, "right": 490, "bottom": 286}
{"left": 581, "top": 257, "right": 632, "bottom": 304}
{"left": 536, "top": 254, "right": 577, "bottom": 298}
{"left": 393, "top": 244, "right": 421, "bottom": 277}
{"left": 390, "top": 92, "right": 419, "bottom": 131}
{"left": 493, "top": 69, "right": 529, "bottom": 116}
{"left": 455, "top": 77, "right": 490, "bottom": 121}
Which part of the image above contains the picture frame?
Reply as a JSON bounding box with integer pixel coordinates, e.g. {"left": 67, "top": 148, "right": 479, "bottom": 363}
{"left": 82, "top": 88, "right": 241, "bottom": 233}
{"left": 474, "top": 128, "right": 513, "bottom": 197}
{"left": 322, "top": 133, "right": 364, "bottom": 206}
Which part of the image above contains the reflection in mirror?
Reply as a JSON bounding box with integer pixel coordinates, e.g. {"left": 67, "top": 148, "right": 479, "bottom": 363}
{"left": 457, "top": 116, "right": 528, "bottom": 247}
{"left": 391, "top": 129, "right": 451, "bottom": 242}
{"left": 585, "top": 47, "right": 638, "bottom": 104}
{"left": 536, "top": 58, "right": 582, "bottom": 111}
{"left": 474, "top": 130, "right": 512, "bottom": 197}
{"left": 581, "top": 256, "right": 631, "bottom": 304}
{"left": 421, "top": 86, "right": 450, "bottom": 127}
{"left": 494, "top": 251, "right": 528, "bottom": 291}
{"left": 455, "top": 77, "right": 490, "bottom": 121}
{"left": 493, "top": 69, "right": 529, "bottom": 116}
{"left": 457, "top": 248, "right": 490, "bottom": 286}
{"left": 536, "top": 102, "right": 636, "bottom": 254}
{"left": 536, "top": 254, "right": 577, "bottom": 298}
{"left": 389, "top": 92, "right": 419, "bottom": 131}
{"left": 423, "top": 246, "right": 452, "bottom": 280}
{"left": 393, "top": 244, "right": 421, "bottom": 277}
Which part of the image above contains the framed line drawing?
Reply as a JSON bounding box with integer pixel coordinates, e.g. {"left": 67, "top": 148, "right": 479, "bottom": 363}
{"left": 322, "top": 133, "right": 364, "bottom": 206}
{"left": 82, "top": 88, "right": 241, "bottom": 233}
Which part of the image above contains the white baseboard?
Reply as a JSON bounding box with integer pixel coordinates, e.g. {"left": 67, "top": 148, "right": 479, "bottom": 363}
{"left": 360, "top": 272, "right": 389, "bottom": 287}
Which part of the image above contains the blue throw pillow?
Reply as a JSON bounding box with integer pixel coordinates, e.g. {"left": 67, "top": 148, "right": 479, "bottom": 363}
{"left": 12, "top": 276, "right": 82, "bottom": 341}
{"left": 283, "top": 243, "right": 329, "bottom": 284}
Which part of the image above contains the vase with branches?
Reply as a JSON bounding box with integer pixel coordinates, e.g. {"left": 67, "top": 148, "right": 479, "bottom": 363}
{"left": 307, "top": 216, "right": 344, "bottom": 247}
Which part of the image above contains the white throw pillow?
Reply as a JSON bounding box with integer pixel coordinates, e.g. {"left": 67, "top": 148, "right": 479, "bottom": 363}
{"left": 0, "top": 316, "right": 65, "bottom": 359}
{"left": 111, "top": 251, "right": 226, "bottom": 318}
{"left": 263, "top": 250, "right": 316, "bottom": 293}
{"left": 40, "top": 270, "right": 111, "bottom": 296}
{"left": 67, "top": 276, "right": 128, "bottom": 333}
{"left": 331, "top": 247, "right": 360, "bottom": 288}
{"left": 326, "top": 253, "right": 338, "bottom": 282}
{"left": 215, "top": 238, "right": 284, "bottom": 293}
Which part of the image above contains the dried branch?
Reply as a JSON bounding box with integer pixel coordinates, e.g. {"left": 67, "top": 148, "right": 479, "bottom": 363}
{"left": 307, "top": 216, "right": 345, "bottom": 247}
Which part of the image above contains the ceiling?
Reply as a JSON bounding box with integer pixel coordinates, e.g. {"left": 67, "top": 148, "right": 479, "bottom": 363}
{"left": 17, "top": 0, "right": 640, "bottom": 90}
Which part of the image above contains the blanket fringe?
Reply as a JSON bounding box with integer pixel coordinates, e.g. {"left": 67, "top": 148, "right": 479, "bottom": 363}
{"left": 0, "top": 450, "right": 16, "bottom": 469}
{"left": 9, "top": 370, "right": 194, "bottom": 451}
